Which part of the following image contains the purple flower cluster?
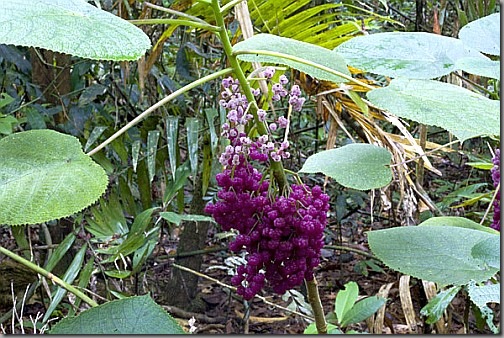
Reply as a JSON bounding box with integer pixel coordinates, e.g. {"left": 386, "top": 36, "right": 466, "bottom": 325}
{"left": 491, "top": 148, "right": 500, "bottom": 231}
{"left": 205, "top": 168, "right": 329, "bottom": 300}
{"left": 205, "top": 75, "right": 328, "bottom": 300}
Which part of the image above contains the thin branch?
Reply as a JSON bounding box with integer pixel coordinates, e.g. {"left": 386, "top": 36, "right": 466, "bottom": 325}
{"left": 87, "top": 68, "right": 233, "bottom": 156}
{"left": 172, "top": 263, "right": 314, "bottom": 321}
{"left": 0, "top": 246, "right": 98, "bottom": 308}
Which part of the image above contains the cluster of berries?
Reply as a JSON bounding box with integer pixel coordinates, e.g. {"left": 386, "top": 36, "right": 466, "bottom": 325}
{"left": 205, "top": 71, "right": 329, "bottom": 300}
{"left": 491, "top": 148, "right": 500, "bottom": 231}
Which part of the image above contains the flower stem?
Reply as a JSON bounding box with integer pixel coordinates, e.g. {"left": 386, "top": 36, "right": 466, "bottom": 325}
{"left": 0, "top": 245, "right": 98, "bottom": 308}
{"left": 306, "top": 276, "right": 327, "bottom": 334}
{"left": 210, "top": 0, "right": 288, "bottom": 192}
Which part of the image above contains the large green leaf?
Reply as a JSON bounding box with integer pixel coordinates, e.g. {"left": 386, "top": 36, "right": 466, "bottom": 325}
{"left": 334, "top": 32, "right": 485, "bottom": 79}
{"left": 419, "top": 216, "right": 499, "bottom": 235}
{"left": 367, "top": 225, "right": 499, "bottom": 286}
{"left": 458, "top": 13, "right": 500, "bottom": 56}
{"left": 232, "top": 34, "right": 351, "bottom": 83}
{"left": 299, "top": 143, "right": 392, "bottom": 190}
{"left": 0, "top": 130, "right": 108, "bottom": 226}
{"left": 455, "top": 57, "right": 500, "bottom": 80}
{"left": 367, "top": 78, "right": 500, "bottom": 142}
{"left": 0, "top": 0, "right": 150, "bottom": 61}
{"left": 49, "top": 295, "right": 185, "bottom": 334}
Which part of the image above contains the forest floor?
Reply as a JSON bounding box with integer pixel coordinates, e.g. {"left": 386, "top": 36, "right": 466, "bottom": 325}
{"left": 0, "top": 155, "right": 500, "bottom": 334}
{"left": 150, "top": 216, "right": 495, "bottom": 334}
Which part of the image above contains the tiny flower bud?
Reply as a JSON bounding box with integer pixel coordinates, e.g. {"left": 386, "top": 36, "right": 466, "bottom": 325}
{"left": 263, "top": 66, "right": 276, "bottom": 79}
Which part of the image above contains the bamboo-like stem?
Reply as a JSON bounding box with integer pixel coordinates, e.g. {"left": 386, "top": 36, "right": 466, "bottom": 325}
{"left": 143, "top": 2, "right": 210, "bottom": 25}
{"left": 0, "top": 246, "right": 98, "bottom": 308}
{"left": 305, "top": 276, "right": 327, "bottom": 334}
{"left": 87, "top": 68, "right": 233, "bottom": 156}
{"left": 129, "top": 18, "right": 220, "bottom": 32}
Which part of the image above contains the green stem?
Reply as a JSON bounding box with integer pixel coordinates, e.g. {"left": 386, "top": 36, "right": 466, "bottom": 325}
{"left": 324, "top": 245, "right": 377, "bottom": 260}
{"left": 220, "top": 0, "right": 245, "bottom": 14}
{"left": 129, "top": 18, "right": 220, "bottom": 32}
{"left": 87, "top": 67, "right": 233, "bottom": 156}
{"left": 0, "top": 245, "right": 98, "bottom": 308}
{"left": 233, "top": 49, "right": 375, "bottom": 91}
{"left": 305, "top": 277, "right": 327, "bottom": 334}
{"left": 210, "top": 0, "right": 288, "bottom": 192}
{"left": 11, "top": 226, "right": 30, "bottom": 259}
{"left": 143, "top": 2, "right": 210, "bottom": 25}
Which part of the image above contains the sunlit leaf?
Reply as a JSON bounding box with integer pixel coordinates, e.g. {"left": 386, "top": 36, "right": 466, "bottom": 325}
{"left": 340, "top": 296, "right": 387, "bottom": 327}
{"left": 0, "top": 130, "right": 108, "bottom": 226}
{"left": 467, "top": 282, "right": 500, "bottom": 307}
{"left": 458, "top": 13, "right": 500, "bottom": 56}
{"left": 335, "top": 281, "right": 359, "bottom": 323}
{"left": 335, "top": 32, "right": 485, "bottom": 79}
{"left": 368, "top": 225, "right": 499, "bottom": 286}
{"left": 455, "top": 57, "right": 500, "bottom": 80}
{"left": 186, "top": 117, "right": 199, "bottom": 178}
{"left": 367, "top": 78, "right": 499, "bottom": 142}
{"left": 84, "top": 126, "right": 107, "bottom": 152}
{"left": 299, "top": 143, "right": 392, "bottom": 190}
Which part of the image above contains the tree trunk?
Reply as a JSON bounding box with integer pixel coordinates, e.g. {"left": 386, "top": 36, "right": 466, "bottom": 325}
{"left": 30, "top": 49, "right": 71, "bottom": 124}
{"left": 162, "top": 176, "right": 210, "bottom": 311}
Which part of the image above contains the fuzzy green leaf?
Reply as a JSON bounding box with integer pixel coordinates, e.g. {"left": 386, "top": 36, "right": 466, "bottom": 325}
{"left": 233, "top": 33, "right": 351, "bottom": 83}
{"left": 367, "top": 78, "right": 500, "bottom": 142}
{"left": 49, "top": 295, "right": 185, "bottom": 334}
{"left": 455, "top": 57, "right": 500, "bottom": 80}
{"left": 419, "top": 216, "right": 499, "bottom": 235}
{"left": 334, "top": 32, "right": 485, "bottom": 79}
{"left": 299, "top": 143, "right": 392, "bottom": 190}
{"left": 0, "top": 130, "right": 108, "bottom": 226}
{"left": 467, "top": 282, "right": 500, "bottom": 308}
{"left": 0, "top": 0, "right": 151, "bottom": 61}
{"left": 367, "top": 225, "right": 499, "bottom": 286}
{"left": 458, "top": 13, "right": 500, "bottom": 56}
